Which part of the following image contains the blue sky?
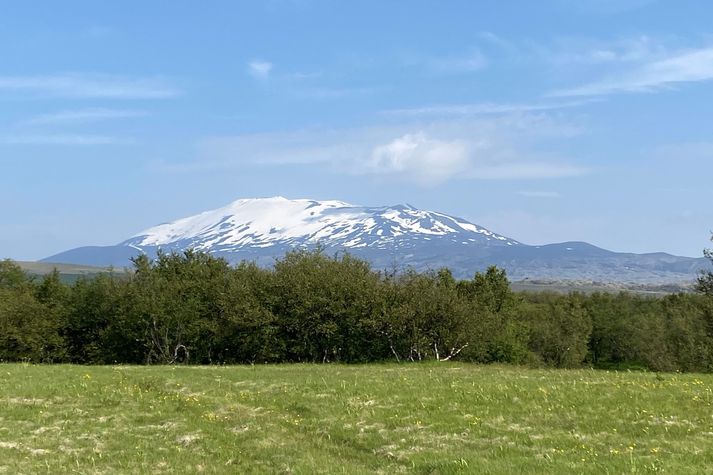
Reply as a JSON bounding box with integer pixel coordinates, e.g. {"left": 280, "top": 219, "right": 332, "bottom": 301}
{"left": 1, "top": 0, "right": 712, "bottom": 260}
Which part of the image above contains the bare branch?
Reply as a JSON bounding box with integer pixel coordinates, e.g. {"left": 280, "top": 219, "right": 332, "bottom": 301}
{"left": 440, "top": 343, "right": 469, "bottom": 361}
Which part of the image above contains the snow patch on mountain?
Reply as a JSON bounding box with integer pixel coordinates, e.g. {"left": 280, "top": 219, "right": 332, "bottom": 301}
{"left": 123, "top": 196, "right": 518, "bottom": 251}
{"left": 42, "top": 196, "right": 708, "bottom": 284}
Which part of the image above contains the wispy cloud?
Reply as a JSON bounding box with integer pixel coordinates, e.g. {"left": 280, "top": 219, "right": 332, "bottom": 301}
{"left": 477, "top": 31, "right": 515, "bottom": 51}
{"left": 427, "top": 50, "right": 487, "bottom": 74}
{"left": 382, "top": 99, "right": 595, "bottom": 117}
{"left": 398, "top": 49, "right": 488, "bottom": 75}
{"left": 537, "top": 35, "right": 666, "bottom": 66}
{"left": 0, "top": 134, "right": 131, "bottom": 145}
{"left": 465, "top": 162, "right": 585, "bottom": 181}
{"left": 516, "top": 190, "right": 561, "bottom": 198}
{"left": 477, "top": 209, "right": 605, "bottom": 247}
{"left": 248, "top": 60, "right": 273, "bottom": 80}
{"left": 248, "top": 64, "right": 373, "bottom": 99}
{"left": 651, "top": 141, "right": 713, "bottom": 162}
{"left": 179, "top": 113, "right": 588, "bottom": 186}
{"left": 461, "top": 33, "right": 713, "bottom": 98}
{"left": 19, "top": 108, "right": 148, "bottom": 126}
{"left": 286, "top": 71, "right": 323, "bottom": 80}
{"left": 0, "top": 74, "right": 180, "bottom": 99}
{"left": 551, "top": 46, "right": 713, "bottom": 96}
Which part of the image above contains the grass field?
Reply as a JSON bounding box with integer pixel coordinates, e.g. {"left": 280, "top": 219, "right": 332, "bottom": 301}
{"left": 1, "top": 364, "right": 713, "bottom": 474}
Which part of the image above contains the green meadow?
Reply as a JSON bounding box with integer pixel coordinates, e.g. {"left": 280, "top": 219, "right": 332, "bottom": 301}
{"left": 1, "top": 363, "right": 713, "bottom": 474}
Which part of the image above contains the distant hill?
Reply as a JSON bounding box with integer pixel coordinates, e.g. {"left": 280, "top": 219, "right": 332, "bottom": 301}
{"left": 13, "top": 261, "right": 125, "bottom": 283}
{"left": 42, "top": 196, "right": 709, "bottom": 284}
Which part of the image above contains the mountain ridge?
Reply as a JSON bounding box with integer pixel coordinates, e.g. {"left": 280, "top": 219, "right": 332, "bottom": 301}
{"left": 122, "top": 196, "right": 519, "bottom": 252}
{"left": 42, "top": 196, "right": 708, "bottom": 284}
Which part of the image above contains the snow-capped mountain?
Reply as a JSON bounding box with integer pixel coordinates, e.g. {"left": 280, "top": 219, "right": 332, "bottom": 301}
{"left": 122, "top": 196, "right": 518, "bottom": 253}
{"left": 42, "top": 197, "right": 707, "bottom": 283}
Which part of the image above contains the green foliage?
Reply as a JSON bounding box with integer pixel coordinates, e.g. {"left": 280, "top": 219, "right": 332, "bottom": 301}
{"left": 697, "top": 235, "right": 713, "bottom": 295}
{"left": 524, "top": 292, "right": 592, "bottom": 368}
{"left": 0, "top": 263, "right": 65, "bottom": 362}
{"left": 0, "top": 259, "right": 30, "bottom": 289}
{"left": 271, "top": 249, "right": 385, "bottom": 362}
{"left": 661, "top": 293, "right": 713, "bottom": 372}
{"left": 585, "top": 292, "right": 667, "bottom": 370}
{"left": 457, "top": 266, "right": 529, "bottom": 364}
{"left": 0, "top": 287, "right": 64, "bottom": 362}
{"left": 134, "top": 250, "right": 227, "bottom": 363}
{"left": 2, "top": 251, "right": 713, "bottom": 371}
{"left": 386, "top": 268, "right": 473, "bottom": 362}
{"left": 64, "top": 272, "right": 126, "bottom": 363}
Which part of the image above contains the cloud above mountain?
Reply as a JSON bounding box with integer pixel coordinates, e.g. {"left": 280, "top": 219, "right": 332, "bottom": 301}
{"left": 365, "top": 133, "right": 470, "bottom": 185}
{"left": 179, "top": 112, "right": 587, "bottom": 186}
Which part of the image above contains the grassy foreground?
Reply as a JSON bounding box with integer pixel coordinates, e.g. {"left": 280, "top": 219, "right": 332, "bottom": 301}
{"left": 1, "top": 364, "right": 713, "bottom": 474}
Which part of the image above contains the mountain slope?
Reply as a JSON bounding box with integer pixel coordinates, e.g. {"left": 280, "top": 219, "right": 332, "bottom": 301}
{"left": 42, "top": 197, "right": 708, "bottom": 283}
{"left": 122, "top": 197, "right": 519, "bottom": 252}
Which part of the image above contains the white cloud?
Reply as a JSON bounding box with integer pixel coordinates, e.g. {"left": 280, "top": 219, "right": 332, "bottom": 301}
{"left": 552, "top": 46, "right": 713, "bottom": 96}
{"left": 184, "top": 113, "right": 588, "bottom": 186}
{"left": 478, "top": 31, "right": 514, "bottom": 51}
{"left": 0, "top": 74, "right": 180, "bottom": 99}
{"left": 382, "top": 99, "right": 595, "bottom": 117}
{"left": 0, "top": 134, "right": 131, "bottom": 145}
{"left": 480, "top": 33, "right": 713, "bottom": 98}
{"left": 286, "top": 71, "right": 323, "bottom": 80}
{"left": 20, "top": 108, "right": 147, "bottom": 126}
{"left": 248, "top": 60, "right": 273, "bottom": 80}
{"left": 474, "top": 33, "right": 669, "bottom": 71}
{"left": 651, "top": 141, "right": 713, "bottom": 164}
{"left": 396, "top": 49, "right": 488, "bottom": 75}
{"left": 366, "top": 133, "right": 470, "bottom": 185}
{"left": 538, "top": 35, "right": 665, "bottom": 66}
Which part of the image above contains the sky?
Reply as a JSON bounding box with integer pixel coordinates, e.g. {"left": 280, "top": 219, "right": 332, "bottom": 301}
{"left": 1, "top": 0, "right": 713, "bottom": 260}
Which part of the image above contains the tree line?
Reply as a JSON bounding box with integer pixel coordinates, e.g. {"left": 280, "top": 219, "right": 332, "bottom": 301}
{"left": 1, "top": 248, "right": 712, "bottom": 372}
